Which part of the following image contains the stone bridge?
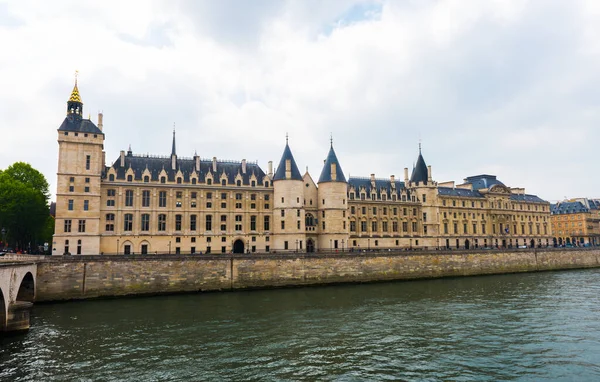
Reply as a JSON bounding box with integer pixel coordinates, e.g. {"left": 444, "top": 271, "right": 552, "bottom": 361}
{"left": 0, "top": 260, "right": 37, "bottom": 332}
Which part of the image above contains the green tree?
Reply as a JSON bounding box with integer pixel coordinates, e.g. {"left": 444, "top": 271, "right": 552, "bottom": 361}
{"left": 0, "top": 163, "right": 51, "bottom": 252}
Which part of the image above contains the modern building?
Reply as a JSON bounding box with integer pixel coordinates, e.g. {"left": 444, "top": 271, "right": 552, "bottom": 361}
{"left": 52, "top": 80, "right": 553, "bottom": 255}
{"left": 550, "top": 198, "right": 600, "bottom": 246}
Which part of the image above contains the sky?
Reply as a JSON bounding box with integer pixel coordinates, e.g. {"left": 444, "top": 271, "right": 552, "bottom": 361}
{"left": 1, "top": 0, "right": 599, "bottom": 203}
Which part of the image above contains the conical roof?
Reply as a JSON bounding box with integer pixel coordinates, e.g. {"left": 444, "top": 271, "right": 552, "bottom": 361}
{"left": 68, "top": 80, "right": 82, "bottom": 103}
{"left": 273, "top": 143, "right": 303, "bottom": 181}
{"left": 410, "top": 146, "right": 428, "bottom": 183}
{"left": 318, "top": 145, "right": 346, "bottom": 183}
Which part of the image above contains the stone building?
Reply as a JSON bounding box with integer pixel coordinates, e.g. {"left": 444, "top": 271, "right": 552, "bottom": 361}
{"left": 550, "top": 198, "right": 600, "bottom": 246}
{"left": 52, "top": 80, "right": 552, "bottom": 255}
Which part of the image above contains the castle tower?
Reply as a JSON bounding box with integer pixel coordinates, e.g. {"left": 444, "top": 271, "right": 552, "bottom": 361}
{"left": 272, "top": 137, "right": 306, "bottom": 252}
{"left": 317, "top": 140, "right": 349, "bottom": 252}
{"left": 53, "top": 76, "right": 105, "bottom": 255}
{"left": 407, "top": 143, "right": 438, "bottom": 248}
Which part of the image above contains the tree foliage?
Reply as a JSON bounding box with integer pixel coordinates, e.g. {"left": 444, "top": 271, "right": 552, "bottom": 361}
{"left": 0, "top": 162, "right": 52, "bottom": 252}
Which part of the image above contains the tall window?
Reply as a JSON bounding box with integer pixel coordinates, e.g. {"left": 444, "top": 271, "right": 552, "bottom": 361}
{"left": 141, "top": 214, "right": 150, "bottom": 231}
{"left": 86, "top": 155, "right": 91, "bottom": 170}
{"left": 361, "top": 221, "right": 367, "bottom": 232}
{"left": 350, "top": 221, "right": 356, "bottom": 232}
{"left": 190, "top": 215, "right": 197, "bottom": 231}
{"left": 125, "top": 190, "right": 134, "bottom": 206}
{"left": 78, "top": 219, "right": 86, "bottom": 232}
{"left": 68, "top": 199, "right": 74, "bottom": 210}
{"left": 264, "top": 216, "right": 270, "bottom": 231}
{"left": 124, "top": 214, "right": 133, "bottom": 231}
{"left": 142, "top": 190, "right": 150, "bottom": 207}
{"left": 175, "top": 214, "right": 182, "bottom": 231}
{"left": 158, "top": 214, "right": 166, "bottom": 231}
{"left": 392, "top": 221, "right": 398, "bottom": 232}
{"left": 206, "top": 215, "right": 212, "bottom": 231}
{"left": 371, "top": 221, "right": 377, "bottom": 232}
{"left": 159, "top": 191, "right": 167, "bottom": 207}
{"left": 83, "top": 200, "right": 89, "bottom": 211}
{"left": 105, "top": 214, "right": 114, "bottom": 231}
{"left": 250, "top": 215, "right": 257, "bottom": 231}
{"left": 64, "top": 219, "right": 72, "bottom": 233}
{"left": 235, "top": 215, "right": 243, "bottom": 231}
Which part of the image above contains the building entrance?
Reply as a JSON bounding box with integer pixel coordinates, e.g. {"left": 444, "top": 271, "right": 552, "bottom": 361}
{"left": 233, "top": 239, "right": 244, "bottom": 254}
{"left": 306, "top": 239, "right": 315, "bottom": 253}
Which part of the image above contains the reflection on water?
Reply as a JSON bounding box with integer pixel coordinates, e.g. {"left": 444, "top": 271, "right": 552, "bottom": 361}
{"left": 2, "top": 270, "right": 600, "bottom": 381}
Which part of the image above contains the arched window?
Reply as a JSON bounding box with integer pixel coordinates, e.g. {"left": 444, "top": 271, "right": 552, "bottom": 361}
{"left": 144, "top": 175, "right": 149, "bottom": 182}
{"left": 251, "top": 180, "right": 256, "bottom": 187}
{"left": 207, "top": 178, "right": 212, "bottom": 185}
{"left": 127, "top": 174, "right": 133, "bottom": 182}
{"left": 237, "top": 180, "right": 241, "bottom": 186}
{"left": 221, "top": 179, "right": 226, "bottom": 186}
{"left": 192, "top": 178, "right": 196, "bottom": 185}
{"left": 264, "top": 181, "right": 269, "bottom": 187}
{"left": 160, "top": 176, "right": 166, "bottom": 184}
{"left": 177, "top": 177, "right": 182, "bottom": 184}
{"left": 109, "top": 174, "right": 115, "bottom": 181}
{"left": 77, "top": 239, "right": 82, "bottom": 255}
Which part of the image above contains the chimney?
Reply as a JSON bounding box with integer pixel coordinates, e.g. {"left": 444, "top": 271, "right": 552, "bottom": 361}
{"left": 404, "top": 167, "right": 409, "bottom": 184}
{"left": 171, "top": 155, "right": 176, "bottom": 171}
{"left": 98, "top": 112, "right": 103, "bottom": 131}
{"left": 390, "top": 175, "right": 395, "bottom": 183}
{"left": 120, "top": 150, "right": 125, "bottom": 167}
{"left": 427, "top": 165, "right": 432, "bottom": 182}
{"left": 370, "top": 173, "right": 375, "bottom": 182}
{"left": 268, "top": 161, "right": 273, "bottom": 177}
{"left": 195, "top": 153, "right": 200, "bottom": 172}
{"left": 241, "top": 159, "right": 247, "bottom": 174}
{"left": 212, "top": 157, "right": 217, "bottom": 172}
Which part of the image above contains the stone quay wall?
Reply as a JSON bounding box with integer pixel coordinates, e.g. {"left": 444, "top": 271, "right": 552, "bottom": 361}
{"left": 35, "top": 248, "right": 600, "bottom": 302}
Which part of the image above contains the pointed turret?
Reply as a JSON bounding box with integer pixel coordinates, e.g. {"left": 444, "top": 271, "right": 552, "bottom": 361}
{"left": 410, "top": 143, "right": 428, "bottom": 184}
{"left": 273, "top": 137, "right": 302, "bottom": 181}
{"left": 318, "top": 142, "right": 346, "bottom": 183}
{"left": 58, "top": 73, "right": 102, "bottom": 134}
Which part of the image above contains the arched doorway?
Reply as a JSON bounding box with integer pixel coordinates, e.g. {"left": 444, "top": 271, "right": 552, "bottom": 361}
{"left": 233, "top": 239, "right": 244, "bottom": 254}
{"left": 530, "top": 239, "right": 535, "bottom": 248}
{"left": 306, "top": 239, "right": 315, "bottom": 253}
{"left": 465, "top": 239, "right": 470, "bottom": 249}
{"left": 17, "top": 272, "right": 35, "bottom": 302}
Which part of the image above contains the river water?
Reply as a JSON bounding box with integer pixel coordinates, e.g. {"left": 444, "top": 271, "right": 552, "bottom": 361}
{"left": 2, "top": 269, "right": 600, "bottom": 381}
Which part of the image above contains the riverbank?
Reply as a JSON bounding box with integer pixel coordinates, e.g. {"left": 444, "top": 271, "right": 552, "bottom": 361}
{"left": 34, "top": 248, "right": 600, "bottom": 302}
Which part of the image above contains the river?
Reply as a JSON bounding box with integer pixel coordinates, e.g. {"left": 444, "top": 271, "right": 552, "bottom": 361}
{"left": 2, "top": 269, "right": 600, "bottom": 381}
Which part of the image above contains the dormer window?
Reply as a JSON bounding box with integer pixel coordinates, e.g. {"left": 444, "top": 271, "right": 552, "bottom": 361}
{"left": 192, "top": 178, "right": 197, "bottom": 185}
{"left": 237, "top": 180, "right": 242, "bottom": 186}
{"left": 127, "top": 175, "right": 133, "bottom": 182}
{"left": 109, "top": 174, "right": 115, "bottom": 181}
{"left": 207, "top": 178, "right": 212, "bottom": 185}
{"left": 144, "top": 176, "right": 149, "bottom": 183}
{"left": 177, "top": 177, "right": 182, "bottom": 184}
{"left": 264, "top": 181, "right": 269, "bottom": 187}
{"left": 371, "top": 194, "right": 376, "bottom": 201}
{"left": 160, "top": 176, "right": 166, "bottom": 184}
{"left": 221, "top": 179, "right": 226, "bottom": 186}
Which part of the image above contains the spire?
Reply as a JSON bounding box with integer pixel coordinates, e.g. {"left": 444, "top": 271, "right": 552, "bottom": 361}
{"left": 410, "top": 143, "right": 428, "bottom": 184}
{"left": 171, "top": 126, "right": 176, "bottom": 157}
{"left": 66, "top": 70, "right": 83, "bottom": 117}
{"left": 273, "top": 137, "right": 302, "bottom": 181}
{"left": 318, "top": 142, "right": 346, "bottom": 183}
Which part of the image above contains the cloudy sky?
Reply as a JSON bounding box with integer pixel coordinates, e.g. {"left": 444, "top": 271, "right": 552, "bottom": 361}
{"left": 1, "top": 0, "right": 599, "bottom": 202}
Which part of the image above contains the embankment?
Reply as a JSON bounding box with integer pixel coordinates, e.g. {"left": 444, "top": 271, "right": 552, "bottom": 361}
{"left": 35, "top": 248, "right": 600, "bottom": 302}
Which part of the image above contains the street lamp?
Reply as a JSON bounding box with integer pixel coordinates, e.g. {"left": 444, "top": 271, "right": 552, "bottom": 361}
{"left": 368, "top": 238, "right": 370, "bottom": 251}
{"left": 116, "top": 238, "right": 120, "bottom": 255}
{"left": 330, "top": 239, "right": 332, "bottom": 252}
{"left": 295, "top": 239, "right": 298, "bottom": 253}
{"left": 168, "top": 240, "right": 171, "bottom": 255}
{"left": 341, "top": 239, "right": 345, "bottom": 252}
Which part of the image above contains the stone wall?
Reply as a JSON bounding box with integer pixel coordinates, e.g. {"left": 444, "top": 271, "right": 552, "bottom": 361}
{"left": 35, "top": 249, "right": 600, "bottom": 302}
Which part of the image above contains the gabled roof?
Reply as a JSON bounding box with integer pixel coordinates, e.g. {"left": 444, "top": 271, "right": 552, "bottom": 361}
{"left": 318, "top": 145, "right": 346, "bottom": 183}
{"left": 58, "top": 116, "right": 103, "bottom": 134}
{"left": 348, "top": 177, "right": 409, "bottom": 198}
{"left": 273, "top": 143, "right": 303, "bottom": 181}
{"left": 107, "top": 153, "right": 266, "bottom": 185}
{"left": 410, "top": 148, "right": 428, "bottom": 183}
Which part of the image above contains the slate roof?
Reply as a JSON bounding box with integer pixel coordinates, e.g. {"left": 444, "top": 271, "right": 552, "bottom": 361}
{"left": 348, "top": 177, "right": 410, "bottom": 199}
{"left": 551, "top": 201, "right": 589, "bottom": 214}
{"left": 58, "top": 115, "right": 103, "bottom": 135}
{"left": 509, "top": 194, "right": 546, "bottom": 203}
{"left": 410, "top": 149, "right": 428, "bottom": 183}
{"left": 107, "top": 153, "right": 267, "bottom": 185}
{"left": 318, "top": 145, "right": 346, "bottom": 183}
{"left": 463, "top": 174, "right": 505, "bottom": 190}
{"left": 438, "top": 187, "right": 483, "bottom": 198}
{"left": 273, "top": 143, "right": 303, "bottom": 181}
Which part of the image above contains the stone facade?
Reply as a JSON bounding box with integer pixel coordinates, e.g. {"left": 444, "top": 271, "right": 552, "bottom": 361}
{"left": 551, "top": 198, "right": 600, "bottom": 246}
{"left": 52, "top": 81, "right": 552, "bottom": 255}
{"left": 35, "top": 249, "right": 600, "bottom": 302}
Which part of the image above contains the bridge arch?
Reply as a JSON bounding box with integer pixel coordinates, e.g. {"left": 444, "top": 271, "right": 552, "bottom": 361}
{"left": 0, "top": 287, "right": 6, "bottom": 331}
{"left": 17, "top": 272, "right": 35, "bottom": 303}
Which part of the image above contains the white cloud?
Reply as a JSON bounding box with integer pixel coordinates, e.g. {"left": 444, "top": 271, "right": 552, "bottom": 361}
{"left": 1, "top": 0, "right": 599, "bottom": 202}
